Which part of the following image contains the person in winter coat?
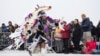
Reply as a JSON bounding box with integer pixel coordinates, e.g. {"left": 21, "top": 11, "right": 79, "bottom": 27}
{"left": 96, "top": 21, "right": 100, "bottom": 41}
{"left": 8, "top": 21, "right": 15, "bottom": 33}
{"left": 72, "top": 19, "right": 83, "bottom": 51}
{"left": 1, "top": 23, "right": 8, "bottom": 32}
{"left": 14, "top": 24, "right": 19, "bottom": 30}
{"left": 54, "top": 22, "right": 63, "bottom": 53}
{"left": 81, "top": 14, "right": 92, "bottom": 45}
{"left": 61, "top": 21, "right": 71, "bottom": 53}
{"left": 90, "top": 21, "right": 97, "bottom": 40}
{"left": 82, "top": 38, "right": 97, "bottom": 54}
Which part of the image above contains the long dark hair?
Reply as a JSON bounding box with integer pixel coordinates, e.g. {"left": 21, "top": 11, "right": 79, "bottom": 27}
{"left": 75, "top": 19, "right": 80, "bottom": 25}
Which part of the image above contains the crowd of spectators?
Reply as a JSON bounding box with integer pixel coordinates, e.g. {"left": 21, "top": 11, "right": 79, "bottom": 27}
{"left": 0, "top": 21, "right": 19, "bottom": 33}
{"left": 0, "top": 13, "right": 100, "bottom": 54}
{"left": 0, "top": 21, "right": 19, "bottom": 50}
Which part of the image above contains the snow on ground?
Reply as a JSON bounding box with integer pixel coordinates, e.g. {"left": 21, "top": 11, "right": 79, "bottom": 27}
{"left": 0, "top": 50, "right": 100, "bottom": 56}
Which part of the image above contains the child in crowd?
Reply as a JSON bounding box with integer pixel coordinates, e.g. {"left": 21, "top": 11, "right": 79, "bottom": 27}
{"left": 82, "top": 37, "right": 97, "bottom": 54}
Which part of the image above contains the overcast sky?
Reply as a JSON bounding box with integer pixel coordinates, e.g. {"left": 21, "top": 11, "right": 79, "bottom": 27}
{"left": 0, "top": 0, "right": 100, "bottom": 26}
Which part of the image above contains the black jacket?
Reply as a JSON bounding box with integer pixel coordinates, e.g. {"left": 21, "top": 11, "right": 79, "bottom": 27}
{"left": 91, "top": 25, "right": 96, "bottom": 36}
{"left": 96, "top": 22, "right": 100, "bottom": 37}
{"left": 72, "top": 24, "right": 83, "bottom": 38}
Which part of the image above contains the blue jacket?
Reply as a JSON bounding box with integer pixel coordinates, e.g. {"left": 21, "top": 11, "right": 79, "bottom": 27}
{"left": 82, "top": 18, "right": 91, "bottom": 32}
{"left": 2, "top": 26, "right": 8, "bottom": 32}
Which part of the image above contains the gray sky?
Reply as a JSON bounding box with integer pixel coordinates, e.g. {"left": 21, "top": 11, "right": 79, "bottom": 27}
{"left": 0, "top": 0, "right": 100, "bottom": 26}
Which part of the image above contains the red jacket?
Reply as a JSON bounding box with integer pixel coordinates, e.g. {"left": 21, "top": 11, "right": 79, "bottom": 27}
{"left": 61, "top": 25, "right": 70, "bottom": 39}
{"left": 82, "top": 40, "right": 97, "bottom": 54}
{"left": 86, "top": 40, "right": 97, "bottom": 52}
